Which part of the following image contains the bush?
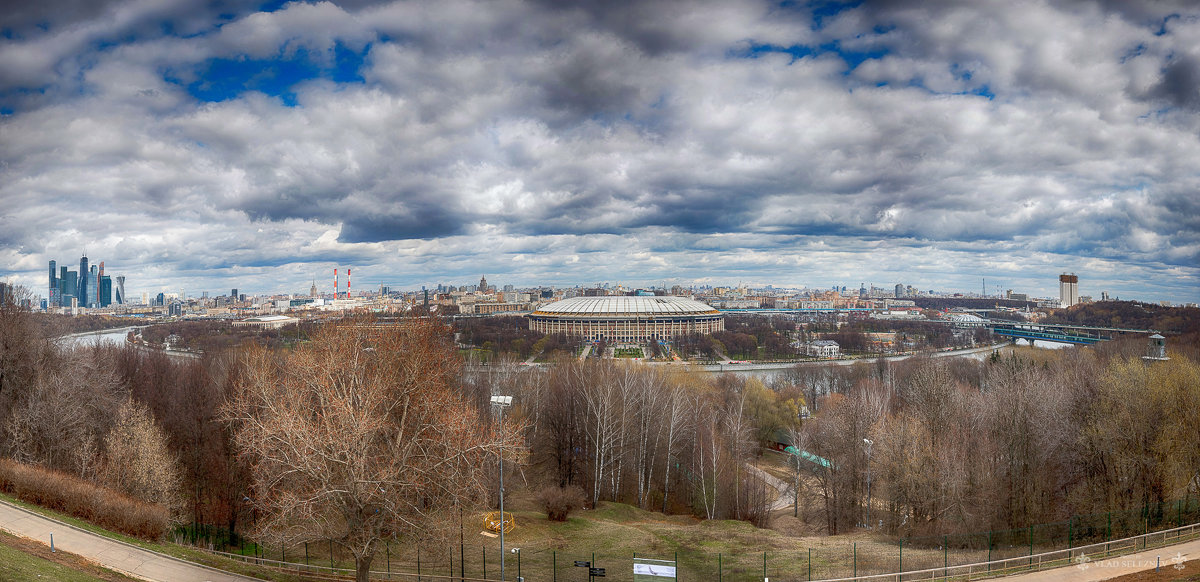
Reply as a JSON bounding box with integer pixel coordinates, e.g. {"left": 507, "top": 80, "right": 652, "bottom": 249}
{"left": 538, "top": 485, "right": 587, "bottom": 521}
{"left": 0, "top": 458, "right": 170, "bottom": 539}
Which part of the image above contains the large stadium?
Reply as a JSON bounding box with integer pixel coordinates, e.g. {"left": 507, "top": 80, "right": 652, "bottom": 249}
{"left": 528, "top": 296, "right": 724, "bottom": 343}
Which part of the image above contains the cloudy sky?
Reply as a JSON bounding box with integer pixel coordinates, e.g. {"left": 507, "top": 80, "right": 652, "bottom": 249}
{"left": 1, "top": 0, "right": 1198, "bottom": 303}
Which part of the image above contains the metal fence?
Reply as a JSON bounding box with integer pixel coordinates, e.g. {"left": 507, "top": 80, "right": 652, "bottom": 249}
{"left": 177, "top": 497, "right": 1200, "bottom": 581}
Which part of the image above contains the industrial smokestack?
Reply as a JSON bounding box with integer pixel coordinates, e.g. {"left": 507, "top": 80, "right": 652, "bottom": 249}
{"left": 334, "top": 268, "right": 339, "bottom": 299}
{"left": 347, "top": 268, "right": 351, "bottom": 299}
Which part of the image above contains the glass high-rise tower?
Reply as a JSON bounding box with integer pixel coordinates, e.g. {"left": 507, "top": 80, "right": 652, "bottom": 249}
{"left": 48, "top": 260, "right": 58, "bottom": 307}
{"left": 78, "top": 256, "right": 89, "bottom": 308}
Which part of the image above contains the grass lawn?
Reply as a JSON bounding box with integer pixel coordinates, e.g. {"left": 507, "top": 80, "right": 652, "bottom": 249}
{"left": 6, "top": 482, "right": 1195, "bottom": 582}
{"left": 0, "top": 492, "right": 320, "bottom": 582}
{"left": 0, "top": 529, "right": 141, "bottom": 582}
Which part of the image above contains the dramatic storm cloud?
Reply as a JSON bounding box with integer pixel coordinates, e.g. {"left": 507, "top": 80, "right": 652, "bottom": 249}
{"left": 1, "top": 0, "right": 1197, "bottom": 302}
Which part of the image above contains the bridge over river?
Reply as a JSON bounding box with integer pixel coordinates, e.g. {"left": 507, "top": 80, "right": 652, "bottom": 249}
{"left": 987, "top": 322, "right": 1157, "bottom": 345}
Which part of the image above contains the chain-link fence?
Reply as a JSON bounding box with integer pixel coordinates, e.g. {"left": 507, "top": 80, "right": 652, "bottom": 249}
{"left": 177, "top": 497, "right": 1200, "bottom": 581}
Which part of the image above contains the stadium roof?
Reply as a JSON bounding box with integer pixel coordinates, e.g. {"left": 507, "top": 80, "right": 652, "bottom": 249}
{"left": 532, "top": 296, "right": 719, "bottom": 317}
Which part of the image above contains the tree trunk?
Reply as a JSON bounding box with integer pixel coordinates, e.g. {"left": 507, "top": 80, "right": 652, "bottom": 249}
{"left": 356, "top": 551, "right": 374, "bottom": 582}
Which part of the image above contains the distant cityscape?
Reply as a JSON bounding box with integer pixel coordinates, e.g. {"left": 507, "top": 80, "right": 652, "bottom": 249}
{"left": 44, "top": 255, "right": 126, "bottom": 310}
{"left": 6, "top": 257, "right": 1193, "bottom": 319}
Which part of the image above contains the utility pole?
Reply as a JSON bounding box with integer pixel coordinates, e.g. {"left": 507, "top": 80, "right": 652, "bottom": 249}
{"left": 863, "top": 438, "right": 873, "bottom": 529}
{"left": 491, "top": 395, "right": 513, "bottom": 581}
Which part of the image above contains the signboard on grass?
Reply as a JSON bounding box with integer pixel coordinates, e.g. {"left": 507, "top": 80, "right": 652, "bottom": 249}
{"left": 634, "top": 558, "right": 677, "bottom": 580}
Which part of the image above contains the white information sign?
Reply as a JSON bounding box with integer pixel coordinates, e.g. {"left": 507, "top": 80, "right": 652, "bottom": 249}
{"left": 633, "top": 562, "right": 677, "bottom": 578}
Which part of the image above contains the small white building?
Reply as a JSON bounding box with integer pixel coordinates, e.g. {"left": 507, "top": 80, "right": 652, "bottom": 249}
{"left": 802, "top": 339, "right": 840, "bottom": 358}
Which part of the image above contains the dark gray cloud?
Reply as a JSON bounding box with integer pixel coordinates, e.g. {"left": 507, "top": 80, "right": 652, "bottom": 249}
{"left": 1151, "top": 55, "right": 1200, "bottom": 110}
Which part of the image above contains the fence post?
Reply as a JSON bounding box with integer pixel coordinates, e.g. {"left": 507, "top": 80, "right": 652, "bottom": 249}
{"left": 482, "top": 546, "right": 486, "bottom": 579}
{"left": 418, "top": 547, "right": 422, "bottom": 582}
{"left": 1028, "top": 524, "right": 1033, "bottom": 568}
{"left": 808, "top": 547, "right": 812, "bottom": 581}
{"left": 553, "top": 550, "right": 556, "bottom": 582}
{"left": 718, "top": 553, "right": 722, "bottom": 582}
{"left": 1068, "top": 517, "right": 1073, "bottom": 551}
{"left": 987, "top": 531, "right": 992, "bottom": 573}
{"left": 305, "top": 542, "right": 309, "bottom": 565}
{"left": 899, "top": 539, "right": 903, "bottom": 575}
{"left": 853, "top": 542, "right": 857, "bottom": 577}
{"left": 763, "top": 551, "right": 767, "bottom": 581}
{"left": 944, "top": 535, "right": 948, "bottom": 579}
{"left": 331, "top": 539, "right": 335, "bottom": 571}
{"left": 386, "top": 542, "right": 391, "bottom": 579}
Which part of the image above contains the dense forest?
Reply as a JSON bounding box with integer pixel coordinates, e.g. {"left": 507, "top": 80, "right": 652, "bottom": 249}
{"left": 1045, "top": 300, "right": 1200, "bottom": 335}
{"left": 1, "top": 292, "right": 1197, "bottom": 561}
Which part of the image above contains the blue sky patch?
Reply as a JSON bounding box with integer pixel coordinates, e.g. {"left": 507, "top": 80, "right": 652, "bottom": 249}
{"left": 178, "top": 42, "right": 367, "bottom": 105}
{"left": 808, "top": 0, "right": 862, "bottom": 30}
{"left": 735, "top": 41, "right": 887, "bottom": 71}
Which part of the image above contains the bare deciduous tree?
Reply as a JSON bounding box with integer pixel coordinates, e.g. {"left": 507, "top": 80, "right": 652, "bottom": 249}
{"left": 101, "top": 398, "right": 184, "bottom": 521}
{"left": 223, "top": 318, "right": 519, "bottom": 582}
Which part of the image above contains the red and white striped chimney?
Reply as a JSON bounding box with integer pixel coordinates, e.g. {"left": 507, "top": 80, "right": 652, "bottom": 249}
{"left": 347, "top": 268, "right": 351, "bottom": 299}
{"left": 334, "top": 268, "right": 339, "bottom": 299}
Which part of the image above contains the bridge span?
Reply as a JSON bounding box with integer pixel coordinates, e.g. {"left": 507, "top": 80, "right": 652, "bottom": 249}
{"left": 988, "top": 322, "right": 1156, "bottom": 345}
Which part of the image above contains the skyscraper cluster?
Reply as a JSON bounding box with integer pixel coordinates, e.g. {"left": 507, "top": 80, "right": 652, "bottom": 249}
{"left": 47, "top": 255, "right": 124, "bottom": 309}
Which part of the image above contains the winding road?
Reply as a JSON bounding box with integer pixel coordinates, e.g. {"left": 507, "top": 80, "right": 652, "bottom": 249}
{"left": 0, "top": 499, "right": 256, "bottom": 582}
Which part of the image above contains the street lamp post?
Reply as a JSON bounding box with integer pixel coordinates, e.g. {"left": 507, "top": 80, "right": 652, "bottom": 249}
{"left": 863, "top": 438, "right": 873, "bottom": 529}
{"left": 490, "top": 395, "right": 513, "bottom": 581}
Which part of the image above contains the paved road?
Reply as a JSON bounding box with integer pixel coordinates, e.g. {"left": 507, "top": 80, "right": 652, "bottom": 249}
{"left": 745, "top": 464, "right": 794, "bottom": 511}
{"left": 0, "top": 499, "right": 257, "bottom": 582}
{"left": 999, "top": 538, "right": 1199, "bottom": 582}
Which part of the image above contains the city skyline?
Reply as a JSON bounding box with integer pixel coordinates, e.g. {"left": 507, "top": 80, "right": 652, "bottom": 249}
{"left": 23, "top": 257, "right": 1173, "bottom": 307}
{"left": 2, "top": 1, "right": 1198, "bottom": 304}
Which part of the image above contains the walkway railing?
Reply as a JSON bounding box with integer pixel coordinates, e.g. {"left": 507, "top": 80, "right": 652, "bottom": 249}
{"left": 819, "top": 521, "right": 1200, "bottom": 581}
{"left": 181, "top": 520, "right": 1200, "bottom": 582}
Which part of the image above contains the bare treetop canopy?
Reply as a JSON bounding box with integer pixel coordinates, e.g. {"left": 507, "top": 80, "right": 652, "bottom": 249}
{"left": 222, "top": 317, "right": 521, "bottom": 582}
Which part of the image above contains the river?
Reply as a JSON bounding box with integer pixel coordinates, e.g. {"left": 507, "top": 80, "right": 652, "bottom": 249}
{"left": 55, "top": 326, "right": 142, "bottom": 348}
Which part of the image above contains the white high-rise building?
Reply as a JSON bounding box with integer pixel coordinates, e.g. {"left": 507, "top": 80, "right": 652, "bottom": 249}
{"left": 1059, "top": 273, "right": 1079, "bottom": 308}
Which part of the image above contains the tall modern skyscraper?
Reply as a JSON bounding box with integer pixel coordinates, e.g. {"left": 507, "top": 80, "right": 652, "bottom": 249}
{"left": 1059, "top": 273, "right": 1079, "bottom": 308}
{"left": 88, "top": 265, "right": 98, "bottom": 308}
{"left": 78, "top": 256, "right": 89, "bottom": 308}
{"left": 48, "top": 260, "right": 58, "bottom": 307}
{"left": 99, "top": 275, "right": 112, "bottom": 307}
{"left": 115, "top": 276, "right": 125, "bottom": 305}
{"left": 62, "top": 268, "right": 77, "bottom": 304}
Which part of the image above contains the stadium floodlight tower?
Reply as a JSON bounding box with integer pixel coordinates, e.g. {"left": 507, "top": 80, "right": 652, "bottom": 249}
{"left": 490, "top": 394, "right": 514, "bottom": 580}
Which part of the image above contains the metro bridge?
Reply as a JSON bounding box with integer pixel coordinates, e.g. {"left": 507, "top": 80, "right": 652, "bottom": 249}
{"left": 988, "top": 322, "right": 1155, "bottom": 345}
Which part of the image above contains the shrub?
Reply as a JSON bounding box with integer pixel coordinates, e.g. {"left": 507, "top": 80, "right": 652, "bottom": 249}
{"left": 538, "top": 485, "right": 587, "bottom": 521}
{"left": 0, "top": 458, "right": 170, "bottom": 539}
